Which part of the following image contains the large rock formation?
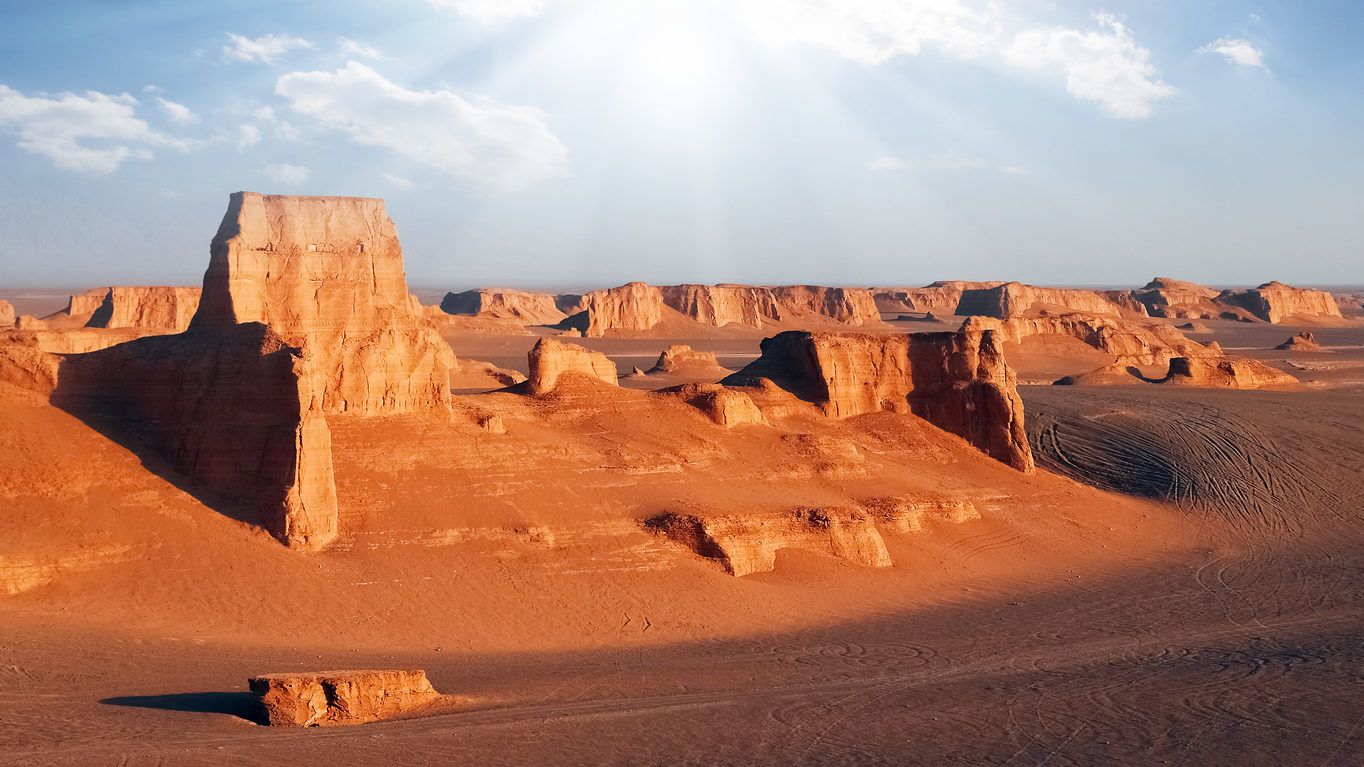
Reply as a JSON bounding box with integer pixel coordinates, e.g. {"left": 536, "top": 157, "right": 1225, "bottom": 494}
{"left": 873, "top": 281, "right": 1003, "bottom": 315}
{"left": 0, "top": 340, "right": 61, "bottom": 396}
{"left": 722, "top": 329, "right": 1033, "bottom": 471}
{"left": 1130, "top": 277, "right": 1223, "bottom": 319}
{"left": 647, "top": 344, "right": 726, "bottom": 375}
{"left": 440, "top": 289, "right": 566, "bottom": 325}
{"left": 1160, "top": 356, "right": 1299, "bottom": 390}
{"left": 193, "top": 192, "right": 452, "bottom": 414}
{"left": 55, "top": 323, "right": 338, "bottom": 549}
{"left": 249, "top": 669, "right": 446, "bottom": 726}
{"left": 962, "top": 314, "right": 1213, "bottom": 366}
{"left": 659, "top": 284, "right": 782, "bottom": 328}
{"left": 64, "top": 288, "right": 109, "bottom": 319}
{"left": 84, "top": 286, "right": 200, "bottom": 331}
{"left": 1216, "top": 281, "right": 1342, "bottom": 324}
{"left": 565, "top": 282, "right": 665, "bottom": 337}
{"left": 767, "top": 285, "right": 880, "bottom": 325}
{"left": 954, "top": 282, "right": 1144, "bottom": 319}
{"left": 0, "top": 300, "right": 14, "bottom": 328}
{"left": 526, "top": 338, "right": 618, "bottom": 395}
{"left": 563, "top": 283, "right": 882, "bottom": 336}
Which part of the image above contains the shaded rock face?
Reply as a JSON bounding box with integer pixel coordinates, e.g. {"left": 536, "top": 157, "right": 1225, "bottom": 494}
{"left": 722, "top": 330, "right": 1034, "bottom": 471}
{"left": 955, "top": 282, "right": 1143, "bottom": 319}
{"left": 84, "top": 286, "right": 201, "bottom": 331}
{"left": 961, "top": 315, "right": 1212, "bottom": 367}
{"left": 526, "top": 338, "right": 618, "bottom": 395}
{"left": 0, "top": 300, "right": 14, "bottom": 328}
{"left": 1277, "top": 331, "right": 1322, "bottom": 351}
{"left": 440, "top": 289, "right": 566, "bottom": 325}
{"left": 1161, "top": 356, "right": 1299, "bottom": 390}
{"left": 873, "top": 281, "right": 1003, "bottom": 315}
{"left": 194, "top": 192, "right": 452, "bottom": 414}
{"left": 64, "top": 288, "right": 109, "bottom": 318}
{"left": 1216, "top": 281, "right": 1342, "bottom": 324}
{"left": 249, "top": 669, "right": 444, "bottom": 727}
{"left": 55, "top": 324, "right": 338, "bottom": 549}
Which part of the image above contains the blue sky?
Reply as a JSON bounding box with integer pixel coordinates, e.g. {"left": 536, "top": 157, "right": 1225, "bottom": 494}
{"left": 0, "top": 0, "right": 1360, "bottom": 289}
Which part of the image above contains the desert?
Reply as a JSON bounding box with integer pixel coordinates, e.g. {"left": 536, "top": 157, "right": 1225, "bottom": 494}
{"left": 3, "top": 4, "right": 1363, "bottom": 765}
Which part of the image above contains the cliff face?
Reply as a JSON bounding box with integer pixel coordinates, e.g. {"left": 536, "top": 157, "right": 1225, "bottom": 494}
{"left": 570, "top": 282, "right": 665, "bottom": 337}
{"left": 440, "top": 289, "right": 566, "bottom": 325}
{"left": 768, "top": 286, "right": 880, "bottom": 325}
{"left": 83, "top": 286, "right": 201, "bottom": 331}
{"left": 55, "top": 323, "right": 338, "bottom": 549}
{"left": 193, "top": 192, "right": 452, "bottom": 414}
{"left": 1216, "top": 281, "right": 1342, "bottom": 324}
{"left": 660, "top": 284, "right": 781, "bottom": 328}
{"left": 1131, "top": 277, "right": 1222, "bottom": 319}
{"left": 526, "top": 338, "right": 618, "bottom": 395}
{"left": 721, "top": 329, "right": 1033, "bottom": 471}
{"left": 1161, "top": 356, "right": 1299, "bottom": 390}
{"left": 0, "top": 300, "right": 14, "bottom": 328}
{"left": 563, "top": 283, "right": 883, "bottom": 336}
{"left": 955, "top": 282, "right": 1144, "bottom": 319}
{"left": 962, "top": 315, "right": 1213, "bottom": 366}
{"left": 648, "top": 344, "right": 725, "bottom": 375}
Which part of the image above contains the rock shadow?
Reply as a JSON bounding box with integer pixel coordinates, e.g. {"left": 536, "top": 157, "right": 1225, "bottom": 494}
{"left": 101, "top": 692, "right": 263, "bottom": 723}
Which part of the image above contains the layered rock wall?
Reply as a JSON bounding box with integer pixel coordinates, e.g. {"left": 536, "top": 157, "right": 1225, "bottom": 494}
{"left": 1216, "top": 281, "right": 1342, "bottom": 323}
{"left": 440, "top": 289, "right": 566, "bottom": 325}
{"left": 85, "top": 286, "right": 201, "bottom": 331}
{"left": 962, "top": 315, "right": 1212, "bottom": 366}
{"left": 955, "top": 282, "right": 1143, "bottom": 319}
{"left": 1161, "top": 356, "right": 1299, "bottom": 390}
{"left": 660, "top": 284, "right": 781, "bottom": 328}
{"left": 526, "top": 338, "right": 618, "bottom": 395}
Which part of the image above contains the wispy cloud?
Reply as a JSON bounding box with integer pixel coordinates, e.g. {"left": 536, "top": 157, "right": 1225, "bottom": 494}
{"left": 381, "top": 171, "right": 414, "bottom": 189}
{"left": 223, "top": 33, "right": 315, "bottom": 64}
{"left": 1198, "top": 37, "right": 1266, "bottom": 69}
{"left": 870, "top": 151, "right": 987, "bottom": 173}
{"left": 0, "top": 85, "right": 193, "bottom": 172}
{"left": 262, "top": 162, "right": 309, "bottom": 185}
{"left": 338, "top": 36, "right": 384, "bottom": 60}
{"left": 275, "top": 61, "right": 567, "bottom": 193}
{"left": 156, "top": 97, "right": 199, "bottom": 125}
{"left": 427, "top": 0, "right": 546, "bottom": 24}
{"left": 236, "top": 123, "right": 261, "bottom": 150}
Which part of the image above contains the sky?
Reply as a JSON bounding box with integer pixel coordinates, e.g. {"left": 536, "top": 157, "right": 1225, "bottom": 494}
{"left": 0, "top": 0, "right": 1361, "bottom": 290}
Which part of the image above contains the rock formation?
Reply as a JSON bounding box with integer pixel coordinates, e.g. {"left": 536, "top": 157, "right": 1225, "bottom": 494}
{"left": 962, "top": 314, "right": 1212, "bottom": 366}
{"left": 954, "top": 282, "right": 1144, "bottom": 319}
{"left": 722, "top": 329, "right": 1033, "bottom": 471}
{"left": 1160, "top": 356, "right": 1299, "bottom": 390}
{"left": 193, "top": 192, "right": 452, "bottom": 414}
{"left": 64, "top": 288, "right": 109, "bottom": 319}
{"left": 1215, "top": 281, "right": 1342, "bottom": 324}
{"left": 645, "top": 507, "right": 891, "bottom": 576}
{"left": 83, "top": 286, "right": 200, "bottom": 331}
{"left": 1130, "top": 277, "right": 1222, "bottom": 319}
{"left": 563, "top": 282, "right": 665, "bottom": 337}
{"left": 0, "top": 300, "right": 14, "bottom": 328}
{"left": 767, "top": 285, "right": 880, "bottom": 326}
{"left": 672, "top": 383, "right": 767, "bottom": 427}
{"left": 249, "top": 669, "right": 445, "bottom": 726}
{"left": 659, "top": 284, "right": 782, "bottom": 328}
{"left": 526, "top": 338, "right": 618, "bottom": 395}
{"left": 440, "top": 289, "right": 566, "bottom": 325}
{"left": 873, "top": 281, "right": 1003, "bottom": 315}
{"left": 1277, "top": 332, "right": 1322, "bottom": 352}
{"left": 562, "top": 283, "right": 882, "bottom": 336}
{"left": 0, "top": 327, "right": 153, "bottom": 355}
{"left": 1178, "top": 321, "right": 1212, "bottom": 333}
{"left": 55, "top": 323, "right": 339, "bottom": 549}
{"left": 647, "top": 344, "right": 726, "bottom": 375}
{"left": 0, "top": 340, "right": 60, "bottom": 396}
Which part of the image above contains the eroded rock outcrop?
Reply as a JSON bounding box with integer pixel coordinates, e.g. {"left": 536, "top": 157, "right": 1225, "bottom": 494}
{"left": 648, "top": 344, "right": 725, "bottom": 375}
{"left": 0, "top": 340, "right": 60, "bottom": 396}
{"left": 82, "top": 286, "right": 201, "bottom": 331}
{"left": 659, "top": 284, "right": 782, "bottom": 328}
{"left": 1131, "top": 277, "right": 1222, "bottom": 319}
{"left": 722, "top": 329, "right": 1033, "bottom": 471}
{"left": 0, "top": 300, "right": 14, "bottom": 328}
{"left": 1160, "top": 356, "right": 1299, "bottom": 390}
{"left": 873, "top": 281, "right": 1003, "bottom": 315}
{"left": 249, "top": 669, "right": 445, "bottom": 726}
{"left": 526, "top": 338, "right": 617, "bottom": 395}
{"left": 645, "top": 507, "right": 891, "bottom": 576}
{"left": 1277, "top": 332, "right": 1322, "bottom": 352}
{"left": 1216, "top": 281, "right": 1342, "bottom": 324}
{"left": 962, "top": 314, "right": 1212, "bottom": 366}
{"left": 672, "top": 383, "right": 767, "bottom": 427}
{"left": 193, "top": 192, "right": 452, "bottom": 414}
{"left": 56, "top": 323, "right": 338, "bottom": 549}
{"left": 955, "top": 282, "right": 1144, "bottom": 319}
{"left": 564, "top": 283, "right": 882, "bottom": 336}
{"left": 440, "top": 289, "right": 566, "bottom": 325}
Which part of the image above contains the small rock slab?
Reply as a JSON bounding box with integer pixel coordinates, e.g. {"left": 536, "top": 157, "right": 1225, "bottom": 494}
{"left": 248, "top": 669, "right": 444, "bottom": 726}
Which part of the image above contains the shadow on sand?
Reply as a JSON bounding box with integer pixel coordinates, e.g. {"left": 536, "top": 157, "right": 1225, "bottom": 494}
{"left": 100, "top": 692, "right": 263, "bottom": 723}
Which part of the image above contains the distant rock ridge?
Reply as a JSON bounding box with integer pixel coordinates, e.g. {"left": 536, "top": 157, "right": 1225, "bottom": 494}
{"left": 440, "top": 289, "right": 566, "bottom": 325}
{"left": 954, "top": 282, "right": 1146, "bottom": 319}
{"left": 84, "top": 286, "right": 201, "bottom": 331}
{"left": 1216, "top": 281, "right": 1342, "bottom": 324}
{"left": 961, "top": 314, "right": 1214, "bottom": 366}
{"left": 721, "top": 329, "right": 1033, "bottom": 471}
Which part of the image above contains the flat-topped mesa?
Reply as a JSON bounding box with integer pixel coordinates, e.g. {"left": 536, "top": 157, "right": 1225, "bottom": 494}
{"left": 526, "top": 338, "right": 618, "bottom": 395}
{"left": 1131, "top": 277, "right": 1222, "bottom": 319}
{"left": 84, "top": 286, "right": 201, "bottom": 331}
{"left": 54, "top": 323, "right": 338, "bottom": 549}
{"left": 721, "top": 329, "right": 1033, "bottom": 471}
{"left": 767, "top": 285, "right": 880, "bottom": 325}
{"left": 568, "top": 282, "right": 664, "bottom": 337}
{"left": 961, "top": 314, "right": 1214, "bottom": 366}
{"left": 873, "top": 281, "right": 1005, "bottom": 315}
{"left": 1160, "top": 356, "right": 1299, "bottom": 390}
{"left": 1216, "top": 281, "right": 1343, "bottom": 324}
{"left": 193, "top": 192, "right": 453, "bottom": 414}
{"left": 660, "top": 284, "right": 782, "bottom": 328}
{"left": 954, "top": 282, "right": 1145, "bottom": 319}
{"left": 440, "top": 289, "right": 567, "bottom": 325}
{"left": 249, "top": 669, "right": 445, "bottom": 726}
{"left": 564, "top": 283, "right": 883, "bottom": 336}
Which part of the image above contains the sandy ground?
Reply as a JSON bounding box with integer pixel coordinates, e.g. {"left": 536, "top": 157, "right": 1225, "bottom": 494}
{"left": 2, "top": 314, "right": 1364, "bottom": 765}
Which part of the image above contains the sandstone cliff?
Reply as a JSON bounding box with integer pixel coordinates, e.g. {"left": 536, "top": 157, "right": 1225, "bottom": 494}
{"left": 564, "top": 282, "right": 665, "bottom": 337}
{"left": 955, "top": 282, "right": 1144, "bottom": 319}
{"left": 722, "top": 329, "right": 1033, "bottom": 471}
{"left": 873, "top": 281, "right": 1003, "bottom": 315}
{"left": 564, "top": 283, "right": 882, "bottom": 336}
{"left": 0, "top": 300, "right": 13, "bottom": 328}
{"left": 671, "top": 383, "right": 767, "bottom": 427}
{"left": 961, "top": 314, "right": 1213, "bottom": 366}
{"left": 648, "top": 344, "right": 726, "bottom": 375}
{"left": 1160, "top": 356, "right": 1299, "bottom": 390}
{"left": 55, "top": 323, "right": 339, "bottom": 549}
{"left": 526, "top": 338, "right": 618, "bottom": 395}
{"left": 659, "top": 284, "right": 781, "bottom": 328}
{"left": 1130, "top": 277, "right": 1222, "bottom": 319}
{"left": 440, "top": 289, "right": 566, "bottom": 325}
{"left": 84, "top": 286, "right": 201, "bottom": 331}
{"left": 1216, "top": 281, "right": 1343, "bottom": 324}
{"left": 193, "top": 192, "right": 452, "bottom": 414}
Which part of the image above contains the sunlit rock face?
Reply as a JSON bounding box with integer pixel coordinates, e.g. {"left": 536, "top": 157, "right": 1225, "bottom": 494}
{"left": 1215, "top": 281, "right": 1343, "bottom": 324}
{"left": 83, "top": 287, "right": 201, "bottom": 331}
{"left": 193, "top": 192, "right": 453, "bottom": 415}
{"left": 526, "top": 338, "right": 618, "bottom": 395}
{"left": 954, "top": 282, "right": 1145, "bottom": 319}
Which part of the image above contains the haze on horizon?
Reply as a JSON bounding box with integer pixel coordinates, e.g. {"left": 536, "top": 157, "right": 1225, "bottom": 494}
{"left": 0, "top": 0, "right": 1360, "bottom": 289}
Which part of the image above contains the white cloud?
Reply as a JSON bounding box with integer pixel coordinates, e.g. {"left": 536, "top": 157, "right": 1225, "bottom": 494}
{"left": 0, "top": 85, "right": 191, "bottom": 172}
{"left": 427, "top": 0, "right": 546, "bottom": 23}
{"left": 381, "top": 171, "right": 414, "bottom": 189}
{"left": 223, "top": 33, "right": 315, "bottom": 64}
{"left": 338, "top": 36, "right": 384, "bottom": 60}
{"left": 237, "top": 123, "right": 262, "bottom": 150}
{"left": 870, "top": 150, "right": 986, "bottom": 172}
{"left": 742, "top": 0, "right": 999, "bottom": 64}
{"left": 156, "top": 97, "right": 199, "bottom": 125}
{"left": 998, "top": 165, "right": 1028, "bottom": 175}
{"left": 262, "top": 162, "right": 310, "bottom": 185}
{"left": 275, "top": 61, "right": 567, "bottom": 192}
{"left": 1003, "top": 13, "right": 1176, "bottom": 119}
{"left": 1198, "top": 37, "right": 1266, "bottom": 69}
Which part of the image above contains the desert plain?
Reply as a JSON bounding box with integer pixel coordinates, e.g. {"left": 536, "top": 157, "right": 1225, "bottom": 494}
{"left": 2, "top": 193, "right": 1364, "bottom": 765}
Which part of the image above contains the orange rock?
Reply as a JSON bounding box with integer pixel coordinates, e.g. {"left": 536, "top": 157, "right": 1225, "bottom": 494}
{"left": 0, "top": 340, "right": 60, "bottom": 396}
{"left": 955, "top": 282, "right": 1145, "bottom": 319}
{"left": 767, "top": 285, "right": 880, "bottom": 326}
{"left": 648, "top": 344, "right": 725, "bottom": 375}
{"left": 193, "top": 192, "right": 453, "bottom": 414}
{"left": 569, "top": 282, "right": 664, "bottom": 337}
{"left": 1160, "top": 356, "right": 1298, "bottom": 389}
{"left": 722, "top": 329, "right": 1034, "bottom": 471}
{"left": 440, "top": 289, "right": 567, "bottom": 325}
{"left": 672, "top": 383, "right": 767, "bottom": 427}
{"left": 1216, "top": 281, "right": 1342, "bottom": 324}
{"left": 83, "top": 286, "right": 201, "bottom": 331}
{"left": 1131, "top": 277, "right": 1222, "bottom": 319}
{"left": 248, "top": 669, "right": 445, "bottom": 726}
{"left": 962, "top": 314, "right": 1212, "bottom": 366}
{"left": 645, "top": 507, "right": 891, "bottom": 576}
{"left": 526, "top": 338, "right": 617, "bottom": 395}
{"left": 0, "top": 300, "right": 14, "bottom": 328}
{"left": 1276, "top": 331, "right": 1322, "bottom": 351}
{"left": 660, "top": 284, "right": 782, "bottom": 328}
{"left": 566, "top": 283, "right": 882, "bottom": 336}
